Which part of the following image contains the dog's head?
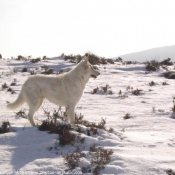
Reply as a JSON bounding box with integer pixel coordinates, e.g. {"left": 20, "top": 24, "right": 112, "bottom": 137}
{"left": 80, "top": 56, "right": 100, "bottom": 79}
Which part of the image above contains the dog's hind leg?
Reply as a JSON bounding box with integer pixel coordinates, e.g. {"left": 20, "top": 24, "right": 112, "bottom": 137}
{"left": 27, "top": 97, "right": 44, "bottom": 126}
{"left": 66, "top": 105, "right": 75, "bottom": 124}
{"left": 24, "top": 85, "right": 44, "bottom": 126}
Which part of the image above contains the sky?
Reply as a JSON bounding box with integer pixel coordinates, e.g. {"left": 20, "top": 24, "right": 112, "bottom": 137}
{"left": 0, "top": 0, "right": 175, "bottom": 59}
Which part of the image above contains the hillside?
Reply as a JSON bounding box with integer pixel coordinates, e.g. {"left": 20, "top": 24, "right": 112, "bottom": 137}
{"left": 0, "top": 57, "right": 175, "bottom": 175}
{"left": 120, "top": 45, "right": 175, "bottom": 62}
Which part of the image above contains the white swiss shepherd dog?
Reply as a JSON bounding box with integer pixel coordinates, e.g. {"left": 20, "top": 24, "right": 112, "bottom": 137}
{"left": 7, "top": 56, "right": 100, "bottom": 126}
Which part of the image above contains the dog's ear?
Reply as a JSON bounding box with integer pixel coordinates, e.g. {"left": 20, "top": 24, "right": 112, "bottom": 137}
{"left": 82, "top": 56, "right": 89, "bottom": 69}
{"left": 84, "top": 56, "right": 89, "bottom": 65}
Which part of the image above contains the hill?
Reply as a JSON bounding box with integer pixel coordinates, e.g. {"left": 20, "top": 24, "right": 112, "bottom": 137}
{"left": 120, "top": 45, "right": 175, "bottom": 62}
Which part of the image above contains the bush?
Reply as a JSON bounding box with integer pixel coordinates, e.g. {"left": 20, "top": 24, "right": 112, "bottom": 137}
{"left": 7, "top": 87, "right": 15, "bottom": 94}
{"left": 38, "top": 109, "right": 85, "bottom": 146}
{"left": 31, "top": 58, "right": 41, "bottom": 63}
{"left": 17, "top": 55, "right": 25, "bottom": 60}
{"left": 22, "top": 67, "right": 28, "bottom": 72}
{"left": 91, "top": 147, "right": 113, "bottom": 175}
{"left": 166, "top": 169, "right": 175, "bottom": 175}
{"left": 2, "top": 83, "right": 8, "bottom": 90}
{"left": 100, "top": 58, "right": 107, "bottom": 64}
{"left": 132, "top": 89, "right": 142, "bottom": 95}
{"left": 64, "top": 147, "right": 86, "bottom": 170}
{"left": 43, "top": 56, "right": 47, "bottom": 60}
{"left": 115, "top": 57, "right": 123, "bottom": 62}
{"left": 75, "top": 114, "right": 107, "bottom": 131}
{"left": 160, "top": 58, "right": 173, "bottom": 66}
{"left": 106, "top": 59, "right": 114, "bottom": 64}
{"left": 10, "top": 82, "right": 16, "bottom": 86}
{"left": 92, "top": 84, "right": 113, "bottom": 95}
{"left": 76, "top": 55, "right": 83, "bottom": 63}
{"left": 171, "top": 97, "right": 175, "bottom": 113}
{"left": 86, "top": 53, "right": 101, "bottom": 65}
{"left": 63, "top": 145, "right": 113, "bottom": 174}
{"left": 64, "top": 56, "right": 76, "bottom": 61}
{"left": 145, "top": 60, "right": 160, "bottom": 71}
{"left": 123, "top": 113, "right": 131, "bottom": 120}
{"left": 38, "top": 109, "right": 114, "bottom": 174}
{"left": 15, "top": 109, "right": 27, "bottom": 118}
{"left": 149, "top": 81, "right": 155, "bottom": 86}
{"left": 92, "top": 87, "right": 99, "bottom": 94}
{"left": 41, "top": 69, "right": 54, "bottom": 75}
{"left": 163, "top": 71, "right": 175, "bottom": 79}
{"left": 0, "top": 121, "right": 10, "bottom": 134}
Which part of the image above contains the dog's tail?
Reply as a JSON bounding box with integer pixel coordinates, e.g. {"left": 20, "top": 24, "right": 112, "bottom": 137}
{"left": 7, "top": 92, "right": 25, "bottom": 110}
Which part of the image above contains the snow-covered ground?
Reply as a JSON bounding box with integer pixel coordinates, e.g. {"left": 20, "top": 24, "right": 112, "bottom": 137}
{"left": 0, "top": 57, "right": 175, "bottom": 175}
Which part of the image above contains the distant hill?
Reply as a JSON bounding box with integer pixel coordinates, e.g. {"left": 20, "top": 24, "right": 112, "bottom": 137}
{"left": 119, "top": 45, "right": 175, "bottom": 62}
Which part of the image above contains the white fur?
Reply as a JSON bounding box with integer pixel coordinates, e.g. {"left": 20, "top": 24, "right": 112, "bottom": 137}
{"left": 6, "top": 57, "right": 100, "bottom": 126}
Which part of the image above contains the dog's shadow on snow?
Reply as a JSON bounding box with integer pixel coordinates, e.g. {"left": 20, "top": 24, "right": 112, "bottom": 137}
{"left": 7, "top": 126, "right": 59, "bottom": 171}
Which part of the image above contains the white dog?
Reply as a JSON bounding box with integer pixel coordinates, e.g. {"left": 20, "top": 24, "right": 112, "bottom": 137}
{"left": 7, "top": 56, "right": 100, "bottom": 126}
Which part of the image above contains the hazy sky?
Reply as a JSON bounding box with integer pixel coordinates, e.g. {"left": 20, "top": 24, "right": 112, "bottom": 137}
{"left": 0, "top": 0, "right": 175, "bottom": 58}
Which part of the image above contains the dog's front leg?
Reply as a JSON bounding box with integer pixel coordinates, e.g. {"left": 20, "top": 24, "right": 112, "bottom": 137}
{"left": 66, "top": 105, "right": 75, "bottom": 124}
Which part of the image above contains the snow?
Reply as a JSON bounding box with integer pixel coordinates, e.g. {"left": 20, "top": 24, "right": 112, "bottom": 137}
{"left": 0, "top": 57, "right": 175, "bottom": 175}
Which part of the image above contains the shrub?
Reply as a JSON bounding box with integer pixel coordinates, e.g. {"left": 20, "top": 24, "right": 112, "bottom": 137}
{"left": 15, "top": 109, "right": 27, "bottom": 118}
{"left": 10, "top": 82, "right": 16, "bottom": 86}
{"left": 22, "top": 67, "right": 28, "bottom": 72}
{"left": 75, "top": 114, "right": 107, "bottom": 131}
{"left": 41, "top": 65, "right": 49, "bottom": 70}
{"left": 86, "top": 53, "right": 101, "bottom": 65}
{"left": 100, "top": 58, "right": 107, "bottom": 64}
{"left": 43, "top": 56, "right": 47, "bottom": 60}
{"left": 92, "top": 87, "right": 99, "bottom": 94}
{"left": 2, "top": 83, "right": 8, "bottom": 90}
{"left": 123, "top": 113, "right": 131, "bottom": 119}
{"left": 0, "top": 121, "right": 10, "bottom": 134}
{"left": 76, "top": 55, "right": 83, "bottom": 63}
{"left": 17, "top": 55, "right": 25, "bottom": 60}
{"left": 63, "top": 145, "right": 113, "bottom": 174}
{"left": 160, "top": 58, "right": 173, "bottom": 66}
{"left": 149, "top": 81, "right": 155, "bottom": 86}
{"left": 38, "top": 109, "right": 85, "bottom": 146}
{"left": 171, "top": 97, "right": 175, "bottom": 113}
{"left": 101, "top": 84, "right": 112, "bottom": 94}
{"left": 91, "top": 147, "right": 113, "bottom": 175}
{"left": 92, "top": 85, "right": 113, "bottom": 95}
{"left": 64, "top": 147, "right": 86, "bottom": 170}
{"left": 9, "top": 67, "right": 18, "bottom": 73}
{"left": 58, "top": 125, "right": 76, "bottom": 146}
{"left": 101, "top": 84, "right": 109, "bottom": 93}
{"left": 30, "top": 70, "right": 36, "bottom": 75}
{"left": 166, "top": 169, "right": 175, "bottom": 175}
{"left": 118, "top": 90, "right": 128, "bottom": 99}
{"left": 31, "top": 58, "right": 41, "bottom": 63}
{"left": 64, "top": 56, "right": 76, "bottom": 61}
{"left": 106, "top": 59, "right": 114, "bottom": 64}
{"left": 115, "top": 57, "right": 123, "bottom": 62}
{"left": 41, "top": 68, "right": 54, "bottom": 75}
{"left": 7, "top": 87, "right": 15, "bottom": 94}
{"left": 145, "top": 60, "right": 160, "bottom": 71}
{"left": 38, "top": 109, "right": 114, "bottom": 174}
{"left": 163, "top": 71, "right": 175, "bottom": 79}
{"left": 162, "top": 81, "right": 168, "bottom": 85}
{"left": 132, "top": 89, "right": 142, "bottom": 95}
